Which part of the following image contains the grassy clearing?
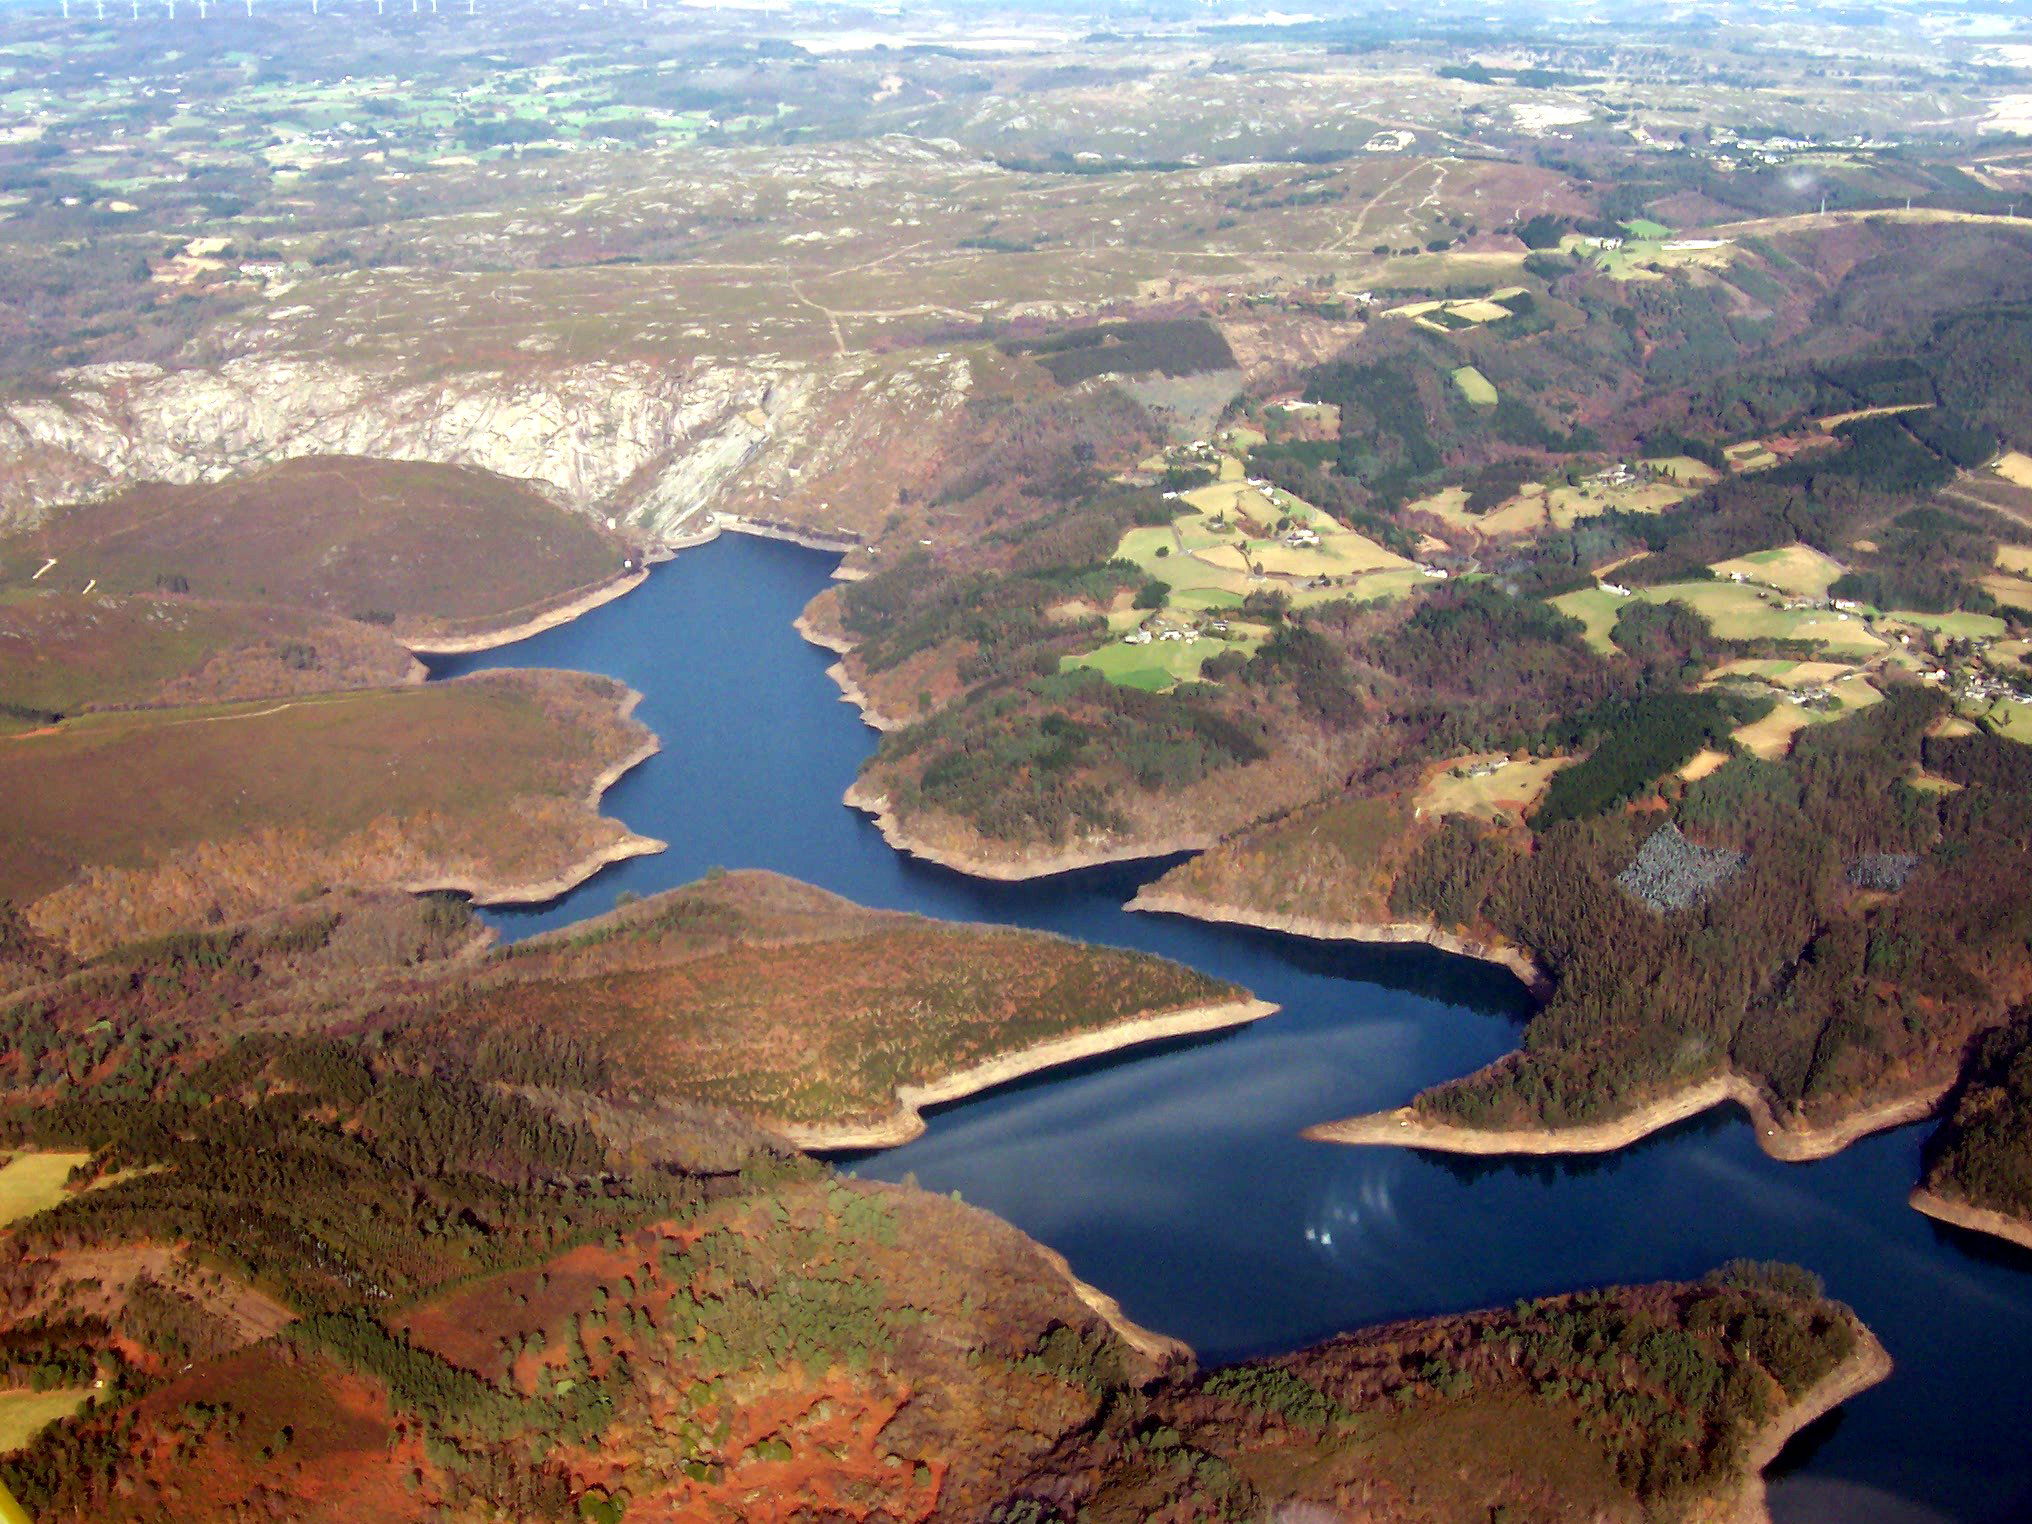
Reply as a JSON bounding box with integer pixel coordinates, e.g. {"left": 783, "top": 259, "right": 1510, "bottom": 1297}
{"left": 1982, "top": 697, "right": 2032, "bottom": 744}
{"left": 1708, "top": 658, "right": 1858, "bottom": 689}
{"left": 1815, "top": 402, "right": 1932, "bottom": 432}
{"left": 1710, "top": 543, "right": 1847, "bottom": 599}
{"left": 1063, "top": 623, "right": 1268, "bottom": 692}
{"left": 1997, "top": 545, "right": 2032, "bottom": 576}
{"left": 0, "top": 1152, "right": 91, "bottom": 1228}
{"left": 1986, "top": 638, "right": 2032, "bottom": 672}
{"left": 1981, "top": 572, "right": 2032, "bottom": 610}
{"left": 1679, "top": 749, "right": 1732, "bottom": 781}
{"left": 1723, "top": 440, "right": 1781, "bottom": 473}
{"left": 1414, "top": 754, "right": 1568, "bottom": 820}
{"left": 1115, "top": 476, "right": 1411, "bottom": 622}
{"left": 1418, "top": 477, "right": 1687, "bottom": 539}
{"left": 1637, "top": 581, "right": 1885, "bottom": 656}
{"left": 1644, "top": 455, "right": 1721, "bottom": 487}
{"left": 1731, "top": 676, "right": 1882, "bottom": 758}
{"left": 1564, "top": 231, "right": 1739, "bottom": 282}
{"left": 1450, "top": 366, "right": 1498, "bottom": 407}
{"left": 0, "top": 1390, "right": 91, "bottom": 1454}
{"left": 1889, "top": 610, "right": 2008, "bottom": 640}
{"left": 1992, "top": 451, "right": 2032, "bottom": 489}
{"left": 1249, "top": 531, "right": 1412, "bottom": 577}
{"left": 1549, "top": 587, "right": 1626, "bottom": 655}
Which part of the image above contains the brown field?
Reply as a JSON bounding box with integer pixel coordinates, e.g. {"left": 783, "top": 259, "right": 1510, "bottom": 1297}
{"left": 1679, "top": 749, "right": 1732, "bottom": 782}
{"left": 1993, "top": 451, "right": 2032, "bottom": 489}
{"left": 1982, "top": 571, "right": 2032, "bottom": 609}
{"left": 0, "top": 457, "right": 625, "bottom": 641}
{"left": 429, "top": 871, "right": 1241, "bottom": 1130}
{"left": 0, "top": 592, "right": 418, "bottom": 717}
{"left": 0, "top": 670, "right": 655, "bottom": 952}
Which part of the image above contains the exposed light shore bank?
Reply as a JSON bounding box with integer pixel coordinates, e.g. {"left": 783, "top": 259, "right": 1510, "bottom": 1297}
{"left": 792, "top": 610, "right": 901, "bottom": 732}
{"left": 843, "top": 783, "right": 1212, "bottom": 881}
{"left": 1125, "top": 888, "right": 1549, "bottom": 994}
{"left": 1909, "top": 1187, "right": 2032, "bottom": 1253}
{"left": 1304, "top": 1071, "right": 1955, "bottom": 1164}
{"left": 719, "top": 514, "right": 863, "bottom": 556}
{"left": 1729, "top": 1326, "right": 1893, "bottom": 1524}
{"left": 1035, "top": 1242, "right": 1193, "bottom": 1368}
{"left": 400, "top": 568, "right": 650, "bottom": 656}
{"left": 776, "top": 997, "right": 1278, "bottom": 1152}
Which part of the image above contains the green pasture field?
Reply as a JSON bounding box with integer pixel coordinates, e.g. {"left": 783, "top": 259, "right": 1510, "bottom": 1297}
{"left": 1549, "top": 586, "right": 1627, "bottom": 655}
{"left": 1064, "top": 624, "right": 1268, "bottom": 692}
{"left": 1637, "top": 581, "right": 1885, "bottom": 656}
{"left": 1891, "top": 610, "right": 2008, "bottom": 640}
{"left": 0, "top": 1152, "right": 91, "bottom": 1228}
{"left": 1451, "top": 365, "right": 1498, "bottom": 406}
{"left": 1982, "top": 697, "right": 2032, "bottom": 745}
{"left": 1709, "top": 544, "right": 1847, "bottom": 599}
{"left": 0, "top": 1391, "right": 91, "bottom": 1455}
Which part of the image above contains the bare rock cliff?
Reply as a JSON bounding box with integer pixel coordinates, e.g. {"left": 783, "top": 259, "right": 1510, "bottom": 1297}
{"left": 0, "top": 350, "right": 972, "bottom": 540}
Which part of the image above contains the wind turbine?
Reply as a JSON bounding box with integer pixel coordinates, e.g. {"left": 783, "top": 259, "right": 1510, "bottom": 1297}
{"left": 130, "top": 0, "right": 139, "bottom": 20}
{"left": 97, "top": 0, "right": 106, "bottom": 18}
{"left": 60, "top": 0, "right": 69, "bottom": 20}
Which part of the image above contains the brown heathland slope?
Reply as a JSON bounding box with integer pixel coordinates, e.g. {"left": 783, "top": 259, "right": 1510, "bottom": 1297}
{"left": 0, "top": 456, "right": 629, "bottom": 642}
{"left": 415, "top": 869, "right": 1254, "bottom": 1135}
{"left": 0, "top": 590, "right": 420, "bottom": 721}
{"left": 0, "top": 669, "right": 658, "bottom": 952}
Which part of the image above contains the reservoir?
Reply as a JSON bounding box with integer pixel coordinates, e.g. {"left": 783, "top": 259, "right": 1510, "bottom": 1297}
{"left": 431, "top": 533, "right": 2032, "bottom": 1524}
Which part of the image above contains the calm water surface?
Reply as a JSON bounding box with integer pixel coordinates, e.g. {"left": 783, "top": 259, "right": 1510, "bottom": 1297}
{"left": 433, "top": 535, "right": 2032, "bottom": 1524}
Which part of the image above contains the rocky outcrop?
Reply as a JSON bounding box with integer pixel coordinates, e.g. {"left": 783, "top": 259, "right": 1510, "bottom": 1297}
{"left": 0, "top": 349, "right": 973, "bottom": 540}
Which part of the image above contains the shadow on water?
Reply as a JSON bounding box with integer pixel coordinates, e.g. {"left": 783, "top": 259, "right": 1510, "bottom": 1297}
{"left": 436, "top": 539, "right": 2032, "bottom": 1524}
{"left": 1419, "top": 1104, "right": 1745, "bottom": 1189}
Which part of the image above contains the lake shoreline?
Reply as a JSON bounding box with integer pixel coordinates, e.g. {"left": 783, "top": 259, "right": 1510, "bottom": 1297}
{"left": 1909, "top": 1186, "right": 2032, "bottom": 1253}
{"left": 842, "top": 782, "right": 1213, "bottom": 880}
{"left": 1304, "top": 1071, "right": 1954, "bottom": 1164}
{"left": 1125, "top": 888, "right": 1550, "bottom": 994}
{"left": 1034, "top": 1242, "right": 1194, "bottom": 1370}
{"left": 776, "top": 997, "right": 1279, "bottom": 1151}
{"left": 405, "top": 684, "right": 666, "bottom": 906}
{"left": 792, "top": 610, "right": 902, "bottom": 732}
{"left": 1730, "top": 1324, "right": 1893, "bottom": 1524}
{"left": 401, "top": 568, "right": 651, "bottom": 656}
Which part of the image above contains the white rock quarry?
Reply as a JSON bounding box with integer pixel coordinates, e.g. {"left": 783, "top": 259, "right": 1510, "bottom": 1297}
{"left": 0, "top": 349, "right": 973, "bottom": 541}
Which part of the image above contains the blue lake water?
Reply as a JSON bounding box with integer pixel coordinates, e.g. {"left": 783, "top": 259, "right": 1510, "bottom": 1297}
{"left": 432, "top": 534, "right": 2032, "bottom": 1524}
